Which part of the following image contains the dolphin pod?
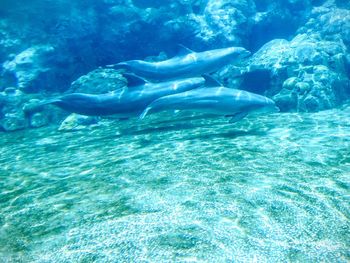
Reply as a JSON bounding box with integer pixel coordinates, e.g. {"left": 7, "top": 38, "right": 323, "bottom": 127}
{"left": 139, "top": 77, "right": 278, "bottom": 122}
{"left": 108, "top": 45, "right": 251, "bottom": 81}
{"left": 40, "top": 74, "right": 205, "bottom": 117}
{"left": 41, "top": 45, "right": 277, "bottom": 125}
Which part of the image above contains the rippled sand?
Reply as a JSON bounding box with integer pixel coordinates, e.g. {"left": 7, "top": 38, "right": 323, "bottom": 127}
{"left": 0, "top": 106, "right": 349, "bottom": 262}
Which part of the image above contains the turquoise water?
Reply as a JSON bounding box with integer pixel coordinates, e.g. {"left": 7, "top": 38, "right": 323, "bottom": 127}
{"left": 1, "top": 106, "right": 349, "bottom": 262}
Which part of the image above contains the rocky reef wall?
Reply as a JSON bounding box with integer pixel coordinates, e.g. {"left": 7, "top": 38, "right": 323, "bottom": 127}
{"left": 0, "top": 0, "right": 349, "bottom": 131}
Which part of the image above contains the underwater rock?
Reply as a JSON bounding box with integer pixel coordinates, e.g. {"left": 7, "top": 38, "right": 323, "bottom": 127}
{"left": 2, "top": 45, "right": 55, "bottom": 93}
{"left": 0, "top": 88, "right": 29, "bottom": 131}
{"left": 22, "top": 99, "right": 45, "bottom": 115}
{"left": 0, "top": 87, "right": 25, "bottom": 112}
{"left": 243, "top": 33, "right": 349, "bottom": 111}
{"left": 0, "top": 88, "right": 32, "bottom": 131}
{"left": 0, "top": 19, "right": 22, "bottom": 65}
{"left": 272, "top": 88, "right": 298, "bottom": 112}
{"left": 298, "top": 6, "right": 350, "bottom": 49}
{"left": 0, "top": 88, "right": 28, "bottom": 122}
{"left": 0, "top": 112, "right": 27, "bottom": 131}
{"left": 176, "top": 0, "right": 314, "bottom": 50}
{"left": 200, "top": 0, "right": 256, "bottom": 46}
{"left": 58, "top": 113, "right": 99, "bottom": 131}
{"left": 0, "top": 88, "right": 64, "bottom": 131}
{"left": 29, "top": 112, "right": 50, "bottom": 128}
{"left": 158, "top": 0, "right": 258, "bottom": 50}
{"left": 69, "top": 68, "right": 126, "bottom": 94}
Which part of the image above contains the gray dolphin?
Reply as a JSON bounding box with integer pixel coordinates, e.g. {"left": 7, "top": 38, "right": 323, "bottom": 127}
{"left": 38, "top": 74, "right": 205, "bottom": 117}
{"left": 140, "top": 77, "right": 278, "bottom": 123}
{"left": 108, "top": 46, "right": 251, "bottom": 81}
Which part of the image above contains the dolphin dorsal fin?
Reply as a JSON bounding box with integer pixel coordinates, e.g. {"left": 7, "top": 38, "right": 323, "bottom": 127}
{"left": 123, "top": 73, "right": 147, "bottom": 87}
{"left": 202, "top": 74, "right": 223, "bottom": 87}
{"left": 177, "top": 44, "right": 194, "bottom": 56}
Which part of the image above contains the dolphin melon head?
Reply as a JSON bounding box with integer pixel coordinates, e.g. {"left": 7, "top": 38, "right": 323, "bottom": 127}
{"left": 230, "top": 47, "right": 251, "bottom": 60}
{"left": 249, "top": 96, "right": 280, "bottom": 115}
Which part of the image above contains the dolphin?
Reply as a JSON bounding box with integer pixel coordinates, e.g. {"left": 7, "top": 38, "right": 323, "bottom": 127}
{"left": 108, "top": 45, "right": 251, "bottom": 81}
{"left": 38, "top": 74, "right": 205, "bottom": 117}
{"left": 140, "top": 76, "right": 278, "bottom": 123}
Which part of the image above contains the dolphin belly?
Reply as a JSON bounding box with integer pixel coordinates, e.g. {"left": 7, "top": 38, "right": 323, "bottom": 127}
{"left": 140, "top": 87, "right": 277, "bottom": 122}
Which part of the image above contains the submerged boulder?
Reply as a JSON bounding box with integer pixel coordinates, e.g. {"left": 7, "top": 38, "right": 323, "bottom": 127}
{"left": 0, "top": 112, "right": 27, "bottom": 131}
{"left": 0, "top": 88, "right": 28, "bottom": 131}
{"left": 0, "top": 87, "right": 65, "bottom": 131}
{"left": 29, "top": 112, "right": 50, "bottom": 128}
{"left": 240, "top": 33, "right": 349, "bottom": 112}
{"left": 298, "top": 6, "right": 350, "bottom": 49}
{"left": 69, "top": 68, "right": 126, "bottom": 94}
{"left": 200, "top": 0, "right": 256, "bottom": 46}
{"left": 2, "top": 45, "right": 55, "bottom": 93}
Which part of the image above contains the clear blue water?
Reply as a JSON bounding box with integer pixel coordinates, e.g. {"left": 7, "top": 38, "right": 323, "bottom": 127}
{"left": 1, "top": 107, "right": 349, "bottom": 262}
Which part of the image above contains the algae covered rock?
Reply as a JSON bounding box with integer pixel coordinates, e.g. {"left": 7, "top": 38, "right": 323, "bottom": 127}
{"left": 0, "top": 88, "right": 60, "bottom": 131}
{"left": 69, "top": 68, "right": 126, "bottom": 94}
{"left": 298, "top": 6, "right": 350, "bottom": 49}
{"left": 200, "top": 0, "right": 256, "bottom": 46}
{"left": 2, "top": 45, "right": 55, "bottom": 93}
{"left": 0, "top": 87, "right": 28, "bottom": 131}
{"left": 243, "top": 33, "right": 349, "bottom": 112}
{"left": 29, "top": 112, "right": 50, "bottom": 128}
{"left": 0, "top": 87, "right": 25, "bottom": 112}
{"left": 0, "top": 112, "right": 27, "bottom": 131}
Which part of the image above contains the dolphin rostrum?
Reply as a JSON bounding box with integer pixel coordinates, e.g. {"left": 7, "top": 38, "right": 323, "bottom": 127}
{"left": 108, "top": 45, "right": 251, "bottom": 81}
{"left": 140, "top": 76, "right": 278, "bottom": 123}
{"left": 38, "top": 74, "right": 205, "bottom": 117}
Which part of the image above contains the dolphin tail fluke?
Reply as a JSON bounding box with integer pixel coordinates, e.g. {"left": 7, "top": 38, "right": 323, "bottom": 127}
{"left": 38, "top": 98, "right": 62, "bottom": 107}
{"left": 46, "top": 98, "right": 61, "bottom": 104}
{"left": 23, "top": 98, "right": 61, "bottom": 114}
{"left": 139, "top": 106, "right": 152, "bottom": 120}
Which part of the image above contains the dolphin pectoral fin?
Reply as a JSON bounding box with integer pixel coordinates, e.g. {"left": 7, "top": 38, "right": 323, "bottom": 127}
{"left": 139, "top": 106, "right": 152, "bottom": 120}
{"left": 202, "top": 74, "right": 223, "bottom": 87}
{"left": 105, "top": 62, "right": 127, "bottom": 69}
{"left": 227, "top": 112, "right": 248, "bottom": 123}
{"left": 123, "top": 73, "right": 147, "bottom": 87}
{"left": 177, "top": 44, "right": 195, "bottom": 56}
{"left": 105, "top": 64, "right": 117, "bottom": 68}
